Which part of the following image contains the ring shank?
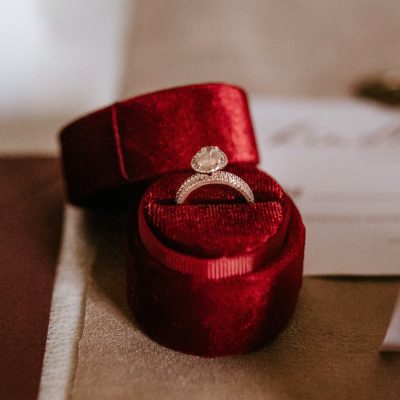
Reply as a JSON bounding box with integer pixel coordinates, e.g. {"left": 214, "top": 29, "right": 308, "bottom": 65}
{"left": 176, "top": 171, "right": 255, "bottom": 204}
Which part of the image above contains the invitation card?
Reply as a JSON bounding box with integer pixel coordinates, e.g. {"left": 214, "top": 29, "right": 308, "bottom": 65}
{"left": 252, "top": 98, "right": 400, "bottom": 276}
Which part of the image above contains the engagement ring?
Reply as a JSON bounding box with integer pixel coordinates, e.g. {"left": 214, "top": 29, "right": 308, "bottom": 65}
{"left": 176, "top": 146, "right": 255, "bottom": 204}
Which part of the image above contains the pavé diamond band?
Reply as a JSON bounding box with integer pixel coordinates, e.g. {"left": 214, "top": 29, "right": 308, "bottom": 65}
{"left": 176, "top": 146, "right": 255, "bottom": 204}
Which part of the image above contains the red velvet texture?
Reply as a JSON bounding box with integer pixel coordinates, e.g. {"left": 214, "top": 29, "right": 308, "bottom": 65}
{"left": 60, "top": 83, "right": 305, "bottom": 357}
{"left": 60, "top": 83, "right": 258, "bottom": 205}
{"left": 129, "top": 166, "right": 305, "bottom": 357}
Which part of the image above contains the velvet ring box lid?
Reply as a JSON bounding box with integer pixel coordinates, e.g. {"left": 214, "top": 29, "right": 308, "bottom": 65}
{"left": 60, "top": 83, "right": 306, "bottom": 357}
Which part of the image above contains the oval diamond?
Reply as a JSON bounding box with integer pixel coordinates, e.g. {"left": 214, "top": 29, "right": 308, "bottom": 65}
{"left": 191, "top": 146, "right": 228, "bottom": 173}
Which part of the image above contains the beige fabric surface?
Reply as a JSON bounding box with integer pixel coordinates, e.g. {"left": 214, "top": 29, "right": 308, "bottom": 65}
{"left": 70, "top": 213, "right": 400, "bottom": 400}
{"left": 122, "top": 0, "right": 400, "bottom": 97}
{"left": 71, "top": 2, "right": 400, "bottom": 399}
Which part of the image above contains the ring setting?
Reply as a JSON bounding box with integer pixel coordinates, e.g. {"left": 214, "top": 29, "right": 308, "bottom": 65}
{"left": 176, "top": 146, "right": 255, "bottom": 204}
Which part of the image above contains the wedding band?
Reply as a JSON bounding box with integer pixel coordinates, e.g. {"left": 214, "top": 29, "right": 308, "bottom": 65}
{"left": 176, "top": 146, "right": 255, "bottom": 204}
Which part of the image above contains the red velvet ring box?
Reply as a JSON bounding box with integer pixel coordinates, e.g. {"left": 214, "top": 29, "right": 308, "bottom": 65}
{"left": 60, "top": 83, "right": 305, "bottom": 357}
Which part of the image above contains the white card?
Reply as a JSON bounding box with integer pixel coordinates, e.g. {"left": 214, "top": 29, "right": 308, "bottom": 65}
{"left": 381, "top": 290, "right": 400, "bottom": 352}
{"left": 251, "top": 98, "right": 400, "bottom": 276}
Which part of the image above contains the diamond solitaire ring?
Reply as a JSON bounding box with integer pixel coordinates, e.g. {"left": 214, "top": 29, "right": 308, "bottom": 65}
{"left": 176, "top": 146, "right": 255, "bottom": 204}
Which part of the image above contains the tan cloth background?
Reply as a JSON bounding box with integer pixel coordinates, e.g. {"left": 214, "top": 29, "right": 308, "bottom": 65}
{"left": 71, "top": 1, "right": 400, "bottom": 399}
{"left": 122, "top": 0, "right": 400, "bottom": 97}
{"left": 71, "top": 212, "right": 400, "bottom": 400}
